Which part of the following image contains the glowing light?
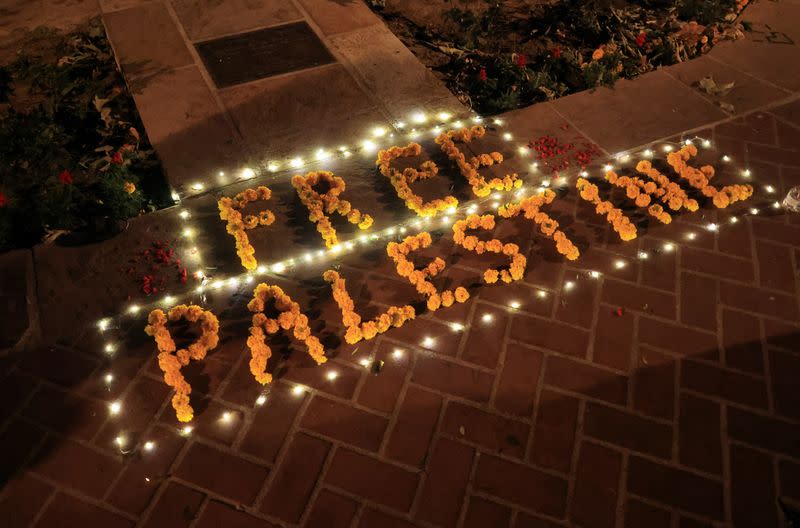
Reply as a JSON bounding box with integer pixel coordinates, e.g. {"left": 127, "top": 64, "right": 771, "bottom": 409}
{"left": 292, "top": 385, "right": 305, "bottom": 396}
{"left": 438, "top": 112, "right": 453, "bottom": 122}
{"left": 289, "top": 157, "right": 303, "bottom": 168}
{"left": 171, "top": 191, "right": 180, "bottom": 202}
{"left": 702, "top": 139, "right": 712, "bottom": 148}
{"left": 256, "top": 394, "right": 267, "bottom": 406}
{"left": 722, "top": 155, "right": 731, "bottom": 162}
{"left": 272, "top": 262, "right": 286, "bottom": 273}
{"left": 518, "top": 146, "right": 528, "bottom": 155}
{"left": 686, "top": 232, "right": 697, "bottom": 240}
{"left": 191, "top": 182, "right": 204, "bottom": 191}
{"left": 663, "top": 242, "right": 675, "bottom": 252}
{"left": 412, "top": 112, "right": 427, "bottom": 124}
{"left": 441, "top": 216, "right": 450, "bottom": 225}
{"left": 493, "top": 118, "right": 503, "bottom": 125}
{"left": 115, "top": 435, "right": 126, "bottom": 447}
{"left": 221, "top": 411, "right": 232, "bottom": 423}
{"left": 765, "top": 185, "right": 775, "bottom": 194}
{"left": 267, "top": 162, "right": 279, "bottom": 172}
{"left": 481, "top": 313, "right": 494, "bottom": 323}
{"left": 392, "top": 348, "right": 404, "bottom": 360}
{"left": 684, "top": 139, "right": 693, "bottom": 146}
{"left": 450, "top": 322, "right": 465, "bottom": 332}
{"left": 536, "top": 290, "right": 548, "bottom": 299}
{"left": 663, "top": 145, "right": 673, "bottom": 152}
{"left": 358, "top": 357, "right": 371, "bottom": 367}
{"left": 730, "top": 216, "right": 739, "bottom": 224}
{"left": 541, "top": 180, "right": 551, "bottom": 188}
{"left": 98, "top": 318, "right": 110, "bottom": 331}
{"left": 315, "top": 149, "right": 332, "bottom": 161}
{"left": 182, "top": 228, "right": 193, "bottom": 238}
{"left": 563, "top": 281, "right": 575, "bottom": 291}
{"left": 773, "top": 201, "right": 781, "bottom": 209}
{"left": 742, "top": 169, "right": 751, "bottom": 177}
{"left": 637, "top": 251, "right": 649, "bottom": 260}
{"left": 580, "top": 171, "right": 589, "bottom": 177}
{"left": 144, "top": 441, "right": 155, "bottom": 451}
{"left": 104, "top": 343, "right": 116, "bottom": 354}
{"left": 163, "top": 295, "right": 175, "bottom": 306}
{"left": 104, "top": 373, "right": 114, "bottom": 384}
{"left": 531, "top": 162, "right": 539, "bottom": 170}
{"left": 128, "top": 304, "right": 140, "bottom": 314}
{"left": 603, "top": 164, "right": 613, "bottom": 172}
{"left": 422, "top": 336, "right": 435, "bottom": 348}
{"left": 453, "top": 120, "right": 463, "bottom": 128}
{"left": 396, "top": 121, "right": 406, "bottom": 129}
{"left": 590, "top": 270, "right": 601, "bottom": 279}
{"left": 179, "top": 210, "right": 190, "bottom": 220}
{"left": 326, "top": 370, "right": 339, "bottom": 381}
{"left": 750, "top": 208, "right": 759, "bottom": 215}
{"left": 372, "top": 127, "right": 387, "bottom": 137}
{"left": 109, "top": 401, "right": 122, "bottom": 415}
{"left": 509, "top": 301, "right": 521, "bottom": 309}
{"left": 181, "top": 426, "right": 193, "bottom": 436}
{"left": 502, "top": 132, "right": 513, "bottom": 141}
{"left": 706, "top": 223, "right": 719, "bottom": 232}
{"left": 362, "top": 139, "right": 377, "bottom": 153}
{"left": 473, "top": 116, "right": 483, "bottom": 123}
{"left": 614, "top": 260, "right": 627, "bottom": 269}
{"left": 241, "top": 168, "right": 255, "bottom": 179}
{"left": 643, "top": 149, "right": 653, "bottom": 158}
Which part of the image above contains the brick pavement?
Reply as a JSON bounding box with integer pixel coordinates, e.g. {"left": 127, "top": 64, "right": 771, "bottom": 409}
{"left": 2, "top": 1, "right": 800, "bottom": 528}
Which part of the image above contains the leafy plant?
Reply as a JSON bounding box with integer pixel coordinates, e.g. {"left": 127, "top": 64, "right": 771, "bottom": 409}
{"left": 0, "top": 18, "right": 170, "bottom": 251}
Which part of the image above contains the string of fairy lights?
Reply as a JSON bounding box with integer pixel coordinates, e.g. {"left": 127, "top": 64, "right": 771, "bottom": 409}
{"left": 95, "top": 110, "right": 785, "bottom": 454}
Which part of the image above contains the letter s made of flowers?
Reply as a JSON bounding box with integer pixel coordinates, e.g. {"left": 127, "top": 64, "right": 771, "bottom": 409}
{"left": 452, "top": 214, "right": 528, "bottom": 284}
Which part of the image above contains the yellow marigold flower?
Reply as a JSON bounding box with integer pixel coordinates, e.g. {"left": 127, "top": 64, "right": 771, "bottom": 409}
{"left": 592, "top": 48, "right": 605, "bottom": 60}
{"left": 123, "top": 181, "right": 136, "bottom": 194}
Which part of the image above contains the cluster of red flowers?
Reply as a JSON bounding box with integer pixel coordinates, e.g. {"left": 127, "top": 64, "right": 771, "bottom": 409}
{"left": 635, "top": 31, "right": 647, "bottom": 47}
{"left": 123, "top": 240, "right": 189, "bottom": 296}
{"left": 528, "top": 129, "right": 602, "bottom": 176}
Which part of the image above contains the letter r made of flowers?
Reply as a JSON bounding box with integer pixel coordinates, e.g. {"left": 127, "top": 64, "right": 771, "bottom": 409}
{"left": 144, "top": 305, "right": 220, "bottom": 423}
{"left": 218, "top": 185, "right": 276, "bottom": 271}
{"left": 291, "top": 171, "right": 373, "bottom": 248}
{"left": 246, "top": 283, "right": 326, "bottom": 386}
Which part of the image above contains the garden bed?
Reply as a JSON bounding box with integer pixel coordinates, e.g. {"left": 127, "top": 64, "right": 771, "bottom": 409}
{"left": 0, "top": 17, "right": 171, "bottom": 252}
{"left": 367, "top": 0, "right": 750, "bottom": 115}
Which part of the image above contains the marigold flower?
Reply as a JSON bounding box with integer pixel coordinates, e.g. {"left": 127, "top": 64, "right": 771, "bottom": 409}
{"left": 497, "top": 189, "right": 580, "bottom": 260}
{"left": 577, "top": 178, "right": 638, "bottom": 241}
{"left": 592, "top": 47, "right": 605, "bottom": 60}
{"left": 665, "top": 145, "right": 753, "bottom": 209}
{"left": 123, "top": 181, "right": 136, "bottom": 194}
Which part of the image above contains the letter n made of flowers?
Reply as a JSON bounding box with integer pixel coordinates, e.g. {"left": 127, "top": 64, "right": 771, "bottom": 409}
{"left": 291, "top": 171, "right": 373, "bottom": 248}
{"left": 218, "top": 186, "right": 276, "bottom": 271}
{"left": 247, "top": 283, "right": 326, "bottom": 386}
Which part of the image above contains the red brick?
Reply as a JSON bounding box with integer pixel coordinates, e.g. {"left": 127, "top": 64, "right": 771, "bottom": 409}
{"left": 633, "top": 347, "right": 675, "bottom": 419}
{"left": 107, "top": 426, "right": 186, "bottom": 514}
{"left": 261, "top": 433, "right": 331, "bottom": 523}
{"left": 717, "top": 214, "right": 752, "bottom": 258}
{"left": 142, "top": 482, "right": 205, "bottom": 528}
{"left": 305, "top": 489, "right": 358, "bottom": 528}
{"left": 681, "top": 247, "right": 754, "bottom": 282}
{"left": 678, "top": 394, "right": 722, "bottom": 475}
{"left": 283, "top": 358, "right": 362, "bottom": 401}
{"left": 531, "top": 390, "right": 579, "bottom": 473}
{"left": 462, "top": 304, "right": 508, "bottom": 368}
{"left": 474, "top": 454, "right": 567, "bottom": 516}
{"left": 571, "top": 442, "right": 621, "bottom": 528}
{"left": 510, "top": 314, "right": 589, "bottom": 358}
{"left": 240, "top": 382, "right": 306, "bottom": 462}
{"left": 196, "top": 500, "right": 278, "bottom": 528}
{"left": 514, "top": 512, "right": 564, "bottom": 527}
{"left": 720, "top": 280, "right": 799, "bottom": 321}
{"left": 175, "top": 442, "right": 269, "bottom": 505}
{"left": 722, "top": 309, "right": 764, "bottom": 373}
{"left": 390, "top": 317, "right": 461, "bottom": 357}
{"left": 681, "top": 359, "right": 767, "bottom": 408}
{"left": 33, "top": 436, "right": 122, "bottom": 499}
{"left": 716, "top": 112, "right": 777, "bottom": 144}
{"left": 764, "top": 318, "right": 800, "bottom": 352}
{"left": 21, "top": 385, "right": 106, "bottom": 441}
{"left": 158, "top": 397, "right": 242, "bottom": 447}
{"left": 324, "top": 448, "right": 419, "bottom": 512}
{"left": 18, "top": 345, "right": 98, "bottom": 389}
{"left": 0, "top": 473, "right": 53, "bottom": 528}
{"left": 358, "top": 508, "right": 417, "bottom": 528}
{"left": 728, "top": 407, "right": 800, "bottom": 456}
{"left": 641, "top": 237, "right": 677, "bottom": 292}
{"left": 752, "top": 216, "right": 800, "bottom": 246}
{"left": 586, "top": 401, "right": 672, "bottom": 458}
{"left": 593, "top": 309, "right": 634, "bottom": 371}
{"left": 358, "top": 341, "right": 411, "bottom": 414}
{"left": 757, "top": 240, "right": 796, "bottom": 292}
{"left": 779, "top": 459, "right": 800, "bottom": 501}
{"left": 34, "top": 493, "right": 134, "bottom": 528}
{"left": 730, "top": 444, "right": 779, "bottom": 527}
{"left": 412, "top": 355, "right": 493, "bottom": 403}
{"left": 679, "top": 517, "right": 713, "bottom": 528}
{"left": 627, "top": 456, "right": 724, "bottom": 519}
{"left": 544, "top": 355, "right": 628, "bottom": 405}
{"left": 464, "top": 496, "right": 511, "bottom": 528}
{"left": 385, "top": 386, "right": 442, "bottom": 468}
{"left": 638, "top": 317, "right": 719, "bottom": 360}
{"left": 300, "top": 395, "right": 387, "bottom": 451}
{"left": 495, "top": 343, "right": 543, "bottom": 416}
{"left": 0, "top": 372, "right": 36, "bottom": 424}
{"left": 556, "top": 275, "right": 598, "bottom": 328}
{"left": 479, "top": 279, "right": 553, "bottom": 318}
{"left": 747, "top": 142, "right": 800, "bottom": 167}
{"left": 770, "top": 348, "right": 800, "bottom": 421}
{"left": 417, "top": 437, "right": 474, "bottom": 527}
{"left": 445, "top": 401, "right": 528, "bottom": 457}
{"left": 625, "top": 498, "right": 671, "bottom": 528}
{"left": 680, "top": 273, "right": 717, "bottom": 331}
{"left": 602, "top": 279, "right": 676, "bottom": 319}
